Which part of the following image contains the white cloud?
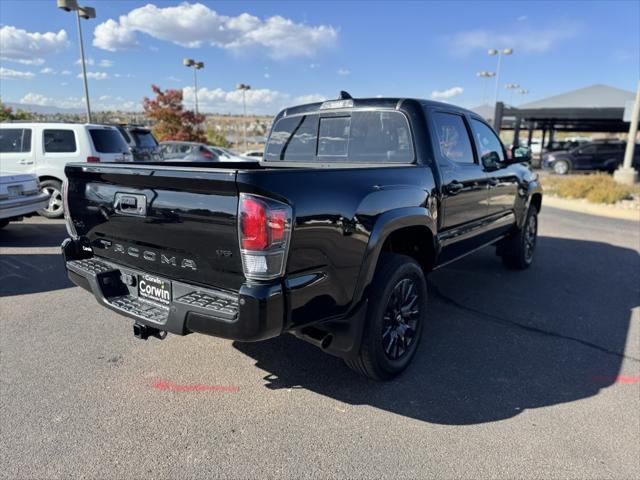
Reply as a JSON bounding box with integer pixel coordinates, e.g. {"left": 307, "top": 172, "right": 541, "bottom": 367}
{"left": 78, "top": 71, "right": 109, "bottom": 80}
{"left": 98, "top": 59, "right": 114, "bottom": 67}
{"left": 431, "top": 86, "right": 464, "bottom": 100}
{"left": 1, "top": 67, "right": 35, "bottom": 79}
{"left": 517, "top": 15, "right": 528, "bottom": 22}
{"left": 167, "top": 75, "right": 181, "bottom": 82}
{"left": 264, "top": 72, "right": 271, "bottom": 79}
{"left": 75, "top": 57, "right": 95, "bottom": 66}
{"left": 444, "top": 23, "right": 580, "bottom": 56}
{"left": 93, "top": 3, "right": 337, "bottom": 58}
{"left": 40, "top": 67, "right": 56, "bottom": 74}
{"left": 309, "top": 63, "right": 319, "bottom": 69}
{"left": 337, "top": 67, "right": 351, "bottom": 76}
{"left": 183, "top": 86, "right": 326, "bottom": 114}
{"left": 0, "top": 26, "right": 69, "bottom": 65}
{"left": 294, "top": 94, "right": 326, "bottom": 104}
{"left": 19, "top": 92, "right": 138, "bottom": 111}
{"left": 19, "top": 93, "right": 55, "bottom": 106}
{"left": 61, "top": 70, "right": 71, "bottom": 75}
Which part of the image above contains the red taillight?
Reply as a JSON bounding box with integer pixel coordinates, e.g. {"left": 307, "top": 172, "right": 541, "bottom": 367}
{"left": 241, "top": 197, "right": 268, "bottom": 250}
{"left": 87, "top": 156, "right": 100, "bottom": 163}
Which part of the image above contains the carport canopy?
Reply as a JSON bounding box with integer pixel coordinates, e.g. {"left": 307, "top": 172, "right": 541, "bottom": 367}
{"left": 488, "top": 84, "right": 636, "bottom": 146}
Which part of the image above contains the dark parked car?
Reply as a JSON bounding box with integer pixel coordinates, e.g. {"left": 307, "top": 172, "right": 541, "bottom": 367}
{"left": 61, "top": 95, "right": 542, "bottom": 380}
{"left": 159, "top": 141, "right": 220, "bottom": 161}
{"left": 543, "top": 141, "right": 640, "bottom": 175}
{"left": 116, "top": 125, "right": 162, "bottom": 162}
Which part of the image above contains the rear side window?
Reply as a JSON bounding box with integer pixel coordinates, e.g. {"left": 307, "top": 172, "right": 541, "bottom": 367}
{"left": 89, "top": 129, "right": 129, "bottom": 153}
{"left": 131, "top": 130, "right": 158, "bottom": 148}
{"left": 44, "top": 129, "right": 77, "bottom": 153}
{"left": 265, "top": 115, "right": 318, "bottom": 161}
{"left": 0, "top": 128, "right": 31, "bottom": 153}
{"left": 431, "top": 112, "right": 475, "bottom": 165}
{"left": 265, "top": 110, "right": 413, "bottom": 163}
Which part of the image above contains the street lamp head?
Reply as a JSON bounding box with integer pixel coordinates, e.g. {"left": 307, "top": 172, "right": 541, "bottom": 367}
{"left": 78, "top": 6, "right": 96, "bottom": 19}
{"left": 503, "top": 48, "right": 513, "bottom": 55}
{"left": 57, "top": 0, "right": 79, "bottom": 11}
{"left": 195, "top": 61, "right": 204, "bottom": 69}
{"left": 488, "top": 49, "right": 498, "bottom": 56}
{"left": 183, "top": 58, "right": 195, "bottom": 67}
{"left": 236, "top": 83, "right": 251, "bottom": 91}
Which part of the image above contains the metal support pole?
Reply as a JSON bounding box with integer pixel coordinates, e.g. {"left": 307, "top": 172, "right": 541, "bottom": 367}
{"left": 513, "top": 117, "right": 521, "bottom": 148}
{"left": 242, "top": 90, "right": 248, "bottom": 151}
{"left": 613, "top": 81, "right": 640, "bottom": 184}
{"left": 193, "top": 67, "right": 199, "bottom": 116}
{"left": 76, "top": 10, "right": 91, "bottom": 123}
{"left": 527, "top": 122, "right": 534, "bottom": 146}
{"left": 493, "top": 52, "right": 502, "bottom": 106}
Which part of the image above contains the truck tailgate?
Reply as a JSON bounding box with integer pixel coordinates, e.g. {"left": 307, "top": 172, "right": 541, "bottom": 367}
{"left": 65, "top": 164, "right": 245, "bottom": 291}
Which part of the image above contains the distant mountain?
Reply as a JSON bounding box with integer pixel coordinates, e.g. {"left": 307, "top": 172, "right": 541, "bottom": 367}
{"left": 5, "top": 102, "right": 85, "bottom": 115}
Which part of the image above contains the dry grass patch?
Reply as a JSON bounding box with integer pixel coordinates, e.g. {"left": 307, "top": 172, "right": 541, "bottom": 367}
{"left": 542, "top": 173, "right": 640, "bottom": 204}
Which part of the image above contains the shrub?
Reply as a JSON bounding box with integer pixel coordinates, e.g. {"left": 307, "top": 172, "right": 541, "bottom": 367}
{"left": 542, "top": 173, "right": 636, "bottom": 204}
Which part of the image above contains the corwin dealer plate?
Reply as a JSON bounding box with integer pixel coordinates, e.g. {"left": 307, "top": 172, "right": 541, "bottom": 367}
{"left": 138, "top": 274, "right": 172, "bottom": 305}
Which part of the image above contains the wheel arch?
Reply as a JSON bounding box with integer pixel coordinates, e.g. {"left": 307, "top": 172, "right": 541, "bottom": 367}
{"left": 351, "top": 207, "right": 437, "bottom": 308}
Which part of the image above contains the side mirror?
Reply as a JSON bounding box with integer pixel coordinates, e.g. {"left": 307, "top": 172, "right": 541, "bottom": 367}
{"left": 481, "top": 151, "right": 503, "bottom": 170}
{"left": 511, "top": 146, "right": 531, "bottom": 163}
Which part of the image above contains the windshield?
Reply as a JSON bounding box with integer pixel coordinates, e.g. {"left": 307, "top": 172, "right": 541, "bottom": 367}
{"left": 89, "top": 129, "right": 130, "bottom": 153}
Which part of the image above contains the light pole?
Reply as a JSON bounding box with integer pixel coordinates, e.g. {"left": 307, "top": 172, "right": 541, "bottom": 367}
{"left": 505, "top": 83, "right": 520, "bottom": 105}
{"left": 183, "top": 58, "right": 204, "bottom": 115}
{"left": 236, "top": 83, "right": 251, "bottom": 151}
{"left": 476, "top": 71, "right": 495, "bottom": 105}
{"left": 517, "top": 88, "right": 530, "bottom": 106}
{"left": 488, "top": 48, "right": 513, "bottom": 106}
{"left": 57, "top": 0, "right": 95, "bottom": 123}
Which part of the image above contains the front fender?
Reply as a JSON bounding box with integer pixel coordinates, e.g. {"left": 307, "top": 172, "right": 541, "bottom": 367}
{"left": 350, "top": 206, "right": 436, "bottom": 308}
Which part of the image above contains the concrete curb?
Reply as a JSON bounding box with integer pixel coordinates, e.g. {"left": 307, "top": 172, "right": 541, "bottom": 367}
{"left": 543, "top": 195, "right": 640, "bottom": 221}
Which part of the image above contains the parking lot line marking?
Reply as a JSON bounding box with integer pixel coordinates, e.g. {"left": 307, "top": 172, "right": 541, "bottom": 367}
{"left": 592, "top": 375, "right": 640, "bottom": 384}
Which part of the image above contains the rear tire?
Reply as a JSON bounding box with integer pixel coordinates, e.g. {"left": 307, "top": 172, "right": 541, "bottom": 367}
{"left": 38, "top": 180, "right": 64, "bottom": 219}
{"left": 499, "top": 206, "right": 538, "bottom": 270}
{"left": 0, "top": 219, "right": 9, "bottom": 229}
{"left": 553, "top": 160, "right": 570, "bottom": 175}
{"left": 345, "top": 253, "right": 427, "bottom": 381}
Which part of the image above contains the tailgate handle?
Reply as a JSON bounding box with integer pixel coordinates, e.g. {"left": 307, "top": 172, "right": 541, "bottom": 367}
{"left": 114, "top": 192, "right": 147, "bottom": 216}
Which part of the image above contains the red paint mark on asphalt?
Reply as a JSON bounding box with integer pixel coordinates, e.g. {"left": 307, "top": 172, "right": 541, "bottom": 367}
{"left": 592, "top": 375, "right": 640, "bottom": 384}
{"left": 152, "top": 379, "right": 240, "bottom": 393}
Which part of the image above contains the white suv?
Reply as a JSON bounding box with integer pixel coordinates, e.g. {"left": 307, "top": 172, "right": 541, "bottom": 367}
{"left": 0, "top": 123, "right": 131, "bottom": 218}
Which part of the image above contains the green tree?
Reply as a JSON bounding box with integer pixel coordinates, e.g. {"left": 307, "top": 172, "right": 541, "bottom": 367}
{"left": 0, "top": 99, "right": 33, "bottom": 122}
{"left": 206, "top": 128, "right": 230, "bottom": 148}
{"left": 143, "top": 85, "right": 206, "bottom": 142}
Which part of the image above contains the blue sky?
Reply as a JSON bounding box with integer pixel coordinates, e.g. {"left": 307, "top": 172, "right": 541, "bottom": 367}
{"left": 0, "top": 0, "right": 638, "bottom": 114}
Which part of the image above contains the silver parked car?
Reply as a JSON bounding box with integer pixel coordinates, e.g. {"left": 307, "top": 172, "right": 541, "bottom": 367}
{"left": 0, "top": 173, "right": 49, "bottom": 229}
{"left": 159, "top": 141, "right": 220, "bottom": 162}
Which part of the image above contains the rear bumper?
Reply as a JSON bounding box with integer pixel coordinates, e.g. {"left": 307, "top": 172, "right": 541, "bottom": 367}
{"left": 62, "top": 238, "right": 284, "bottom": 341}
{"left": 0, "top": 192, "right": 49, "bottom": 220}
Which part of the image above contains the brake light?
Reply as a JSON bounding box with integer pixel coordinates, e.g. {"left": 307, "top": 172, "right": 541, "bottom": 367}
{"left": 241, "top": 197, "right": 268, "bottom": 250}
{"left": 201, "top": 148, "right": 214, "bottom": 160}
{"left": 87, "top": 156, "right": 100, "bottom": 163}
{"left": 239, "top": 194, "right": 292, "bottom": 280}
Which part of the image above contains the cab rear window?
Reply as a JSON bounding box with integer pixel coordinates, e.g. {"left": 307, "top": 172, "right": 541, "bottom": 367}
{"left": 264, "top": 110, "right": 414, "bottom": 163}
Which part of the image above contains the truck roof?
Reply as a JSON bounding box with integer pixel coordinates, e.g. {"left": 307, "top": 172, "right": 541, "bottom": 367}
{"left": 281, "top": 97, "right": 477, "bottom": 118}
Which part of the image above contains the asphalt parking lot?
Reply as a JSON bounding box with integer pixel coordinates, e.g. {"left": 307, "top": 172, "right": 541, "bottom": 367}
{"left": 1, "top": 207, "right": 638, "bottom": 479}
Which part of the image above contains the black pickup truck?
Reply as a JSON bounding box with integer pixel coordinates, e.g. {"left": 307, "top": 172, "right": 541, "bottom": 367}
{"left": 61, "top": 96, "right": 542, "bottom": 380}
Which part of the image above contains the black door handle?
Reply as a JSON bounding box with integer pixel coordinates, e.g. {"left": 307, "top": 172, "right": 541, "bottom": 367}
{"left": 446, "top": 181, "right": 464, "bottom": 195}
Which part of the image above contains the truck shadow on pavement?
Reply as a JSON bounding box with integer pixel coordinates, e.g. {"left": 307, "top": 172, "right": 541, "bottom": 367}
{"left": 234, "top": 236, "right": 639, "bottom": 425}
{"left": 0, "top": 220, "right": 72, "bottom": 296}
{"left": 0, "top": 219, "right": 67, "bottom": 248}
